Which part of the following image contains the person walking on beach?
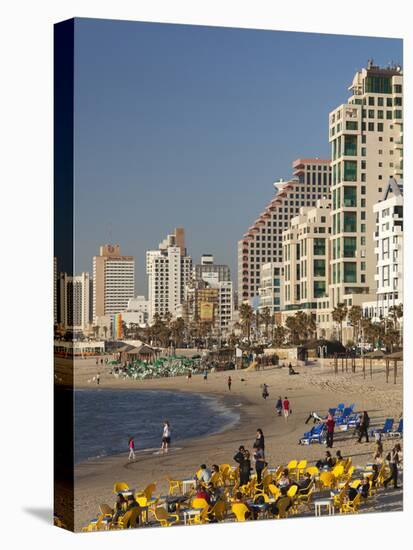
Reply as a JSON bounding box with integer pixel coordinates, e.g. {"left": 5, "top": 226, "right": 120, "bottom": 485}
{"left": 357, "top": 411, "right": 370, "bottom": 443}
{"left": 262, "top": 383, "right": 269, "bottom": 400}
{"left": 383, "top": 443, "right": 402, "bottom": 489}
{"left": 325, "top": 413, "right": 335, "bottom": 448}
{"left": 161, "top": 421, "right": 171, "bottom": 454}
{"left": 187, "top": 370, "right": 192, "bottom": 382}
{"left": 128, "top": 437, "right": 136, "bottom": 461}
{"left": 275, "top": 396, "right": 283, "bottom": 417}
{"left": 203, "top": 368, "right": 208, "bottom": 382}
{"left": 253, "top": 429, "right": 265, "bottom": 452}
{"left": 227, "top": 376, "right": 232, "bottom": 391}
{"left": 96, "top": 373, "right": 100, "bottom": 385}
{"left": 282, "top": 396, "right": 290, "bottom": 420}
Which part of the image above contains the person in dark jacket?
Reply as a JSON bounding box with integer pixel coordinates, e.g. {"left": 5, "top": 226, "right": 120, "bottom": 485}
{"left": 357, "top": 411, "right": 370, "bottom": 443}
{"left": 239, "top": 450, "right": 252, "bottom": 486}
{"left": 253, "top": 429, "right": 265, "bottom": 451}
{"left": 233, "top": 445, "right": 246, "bottom": 465}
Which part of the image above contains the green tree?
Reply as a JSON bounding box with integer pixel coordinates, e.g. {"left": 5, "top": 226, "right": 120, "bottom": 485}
{"left": 239, "top": 303, "right": 254, "bottom": 342}
{"left": 348, "top": 305, "right": 363, "bottom": 343}
{"left": 260, "top": 307, "right": 272, "bottom": 340}
{"left": 273, "top": 325, "right": 288, "bottom": 347}
{"left": 332, "top": 303, "right": 348, "bottom": 343}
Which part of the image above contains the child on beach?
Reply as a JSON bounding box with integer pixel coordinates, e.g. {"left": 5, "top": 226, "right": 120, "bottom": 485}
{"left": 161, "top": 421, "right": 171, "bottom": 454}
{"left": 275, "top": 396, "right": 282, "bottom": 416}
{"left": 282, "top": 396, "right": 290, "bottom": 420}
{"left": 128, "top": 437, "right": 136, "bottom": 461}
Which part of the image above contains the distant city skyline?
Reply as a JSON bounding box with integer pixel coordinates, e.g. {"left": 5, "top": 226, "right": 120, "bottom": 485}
{"left": 71, "top": 18, "right": 402, "bottom": 294}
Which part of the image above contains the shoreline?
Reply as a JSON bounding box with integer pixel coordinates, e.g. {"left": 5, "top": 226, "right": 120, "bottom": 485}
{"left": 74, "top": 387, "right": 247, "bottom": 466}
{"left": 55, "top": 357, "right": 403, "bottom": 530}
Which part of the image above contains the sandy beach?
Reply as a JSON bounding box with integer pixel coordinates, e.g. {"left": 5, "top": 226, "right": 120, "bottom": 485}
{"left": 54, "top": 357, "right": 403, "bottom": 531}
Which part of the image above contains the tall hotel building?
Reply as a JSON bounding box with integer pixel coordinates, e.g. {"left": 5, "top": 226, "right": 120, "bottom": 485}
{"left": 59, "top": 272, "right": 91, "bottom": 331}
{"left": 92, "top": 244, "right": 135, "bottom": 322}
{"left": 329, "top": 61, "right": 403, "bottom": 312}
{"left": 238, "top": 159, "right": 331, "bottom": 304}
{"left": 146, "top": 228, "right": 192, "bottom": 322}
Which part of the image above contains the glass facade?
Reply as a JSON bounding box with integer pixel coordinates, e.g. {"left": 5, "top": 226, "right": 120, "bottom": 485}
{"left": 343, "top": 186, "right": 357, "bottom": 207}
{"left": 343, "top": 212, "right": 357, "bottom": 233}
{"left": 313, "top": 280, "right": 326, "bottom": 298}
{"left": 343, "top": 262, "right": 357, "bottom": 283}
{"left": 344, "top": 135, "right": 357, "bottom": 156}
{"left": 313, "top": 259, "right": 326, "bottom": 277}
{"left": 365, "top": 75, "right": 391, "bottom": 93}
{"left": 343, "top": 160, "right": 357, "bottom": 181}
{"left": 343, "top": 236, "right": 357, "bottom": 257}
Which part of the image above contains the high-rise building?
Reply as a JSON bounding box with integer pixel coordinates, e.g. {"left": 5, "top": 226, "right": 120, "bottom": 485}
{"left": 59, "top": 272, "right": 91, "bottom": 331}
{"left": 238, "top": 159, "right": 331, "bottom": 304}
{"left": 363, "top": 177, "right": 403, "bottom": 322}
{"left": 53, "top": 256, "right": 57, "bottom": 325}
{"left": 146, "top": 228, "right": 192, "bottom": 322}
{"left": 258, "top": 262, "right": 282, "bottom": 315}
{"left": 329, "top": 61, "right": 403, "bottom": 314}
{"left": 281, "top": 198, "right": 332, "bottom": 328}
{"left": 195, "top": 254, "right": 231, "bottom": 282}
{"left": 121, "top": 296, "right": 150, "bottom": 326}
{"left": 92, "top": 244, "right": 135, "bottom": 322}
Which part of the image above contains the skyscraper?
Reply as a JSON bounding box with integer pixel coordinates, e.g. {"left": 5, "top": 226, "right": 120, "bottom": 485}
{"left": 92, "top": 244, "right": 135, "bottom": 322}
{"left": 329, "top": 61, "right": 403, "bottom": 315}
{"left": 238, "top": 159, "right": 331, "bottom": 304}
{"left": 146, "top": 228, "right": 192, "bottom": 322}
{"left": 59, "top": 272, "right": 91, "bottom": 331}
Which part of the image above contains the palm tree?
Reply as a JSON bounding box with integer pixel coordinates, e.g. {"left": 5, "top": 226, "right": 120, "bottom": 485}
{"left": 332, "top": 303, "right": 348, "bottom": 343}
{"left": 260, "top": 307, "right": 272, "bottom": 340}
{"left": 273, "top": 324, "right": 287, "bottom": 347}
{"left": 285, "top": 315, "right": 300, "bottom": 344}
{"left": 239, "top": 303, "right": 254, "bottom": 342}
{"left": 170, "top": 317, "right": 186, "bottom": 348}
{"left": 92, "top": 325, "right": 99, "bottom": 340}
{"left": 389, "top": 304, "right": 403, "bottom": 345}
{"left": 102, "top": 325, "right": 108, "bottom": 341}
{"left": 348, "top": 305, "right": 362, "bottom": 343}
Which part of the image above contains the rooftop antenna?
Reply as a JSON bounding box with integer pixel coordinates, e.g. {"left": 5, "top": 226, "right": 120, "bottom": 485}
{"left": 108, "top": 221, "right": 113, "bottom": 244}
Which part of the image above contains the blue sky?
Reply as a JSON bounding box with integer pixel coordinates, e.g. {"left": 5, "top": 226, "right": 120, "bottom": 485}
{"left": 73, "top": 18, "right": 402, "bottom": 294}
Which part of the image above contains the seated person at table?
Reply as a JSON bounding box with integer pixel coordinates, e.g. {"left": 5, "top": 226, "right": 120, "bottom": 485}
{"left": 316, "top": 451, "right": 334, "bottom": 470}
{"left": 195, "top": 483, "right": 211, "bottom": 504}
{"left": 335, "top": 450, "right": 344, "bottom": 465}
{"left": 211, "top": 464, "right": 220, "bottom": 474}
{"left": 269, "top": 487, "right": 293, "bottom": 516}
{"left": 370, "top": 464, "right": 380, "bottom": 488}
{"left": 197, "top": 464, "right": 212, "bottom": 484}
{"left": 277, "top": 469, "right": 291, "bottom": 489}
{"left": 111, "top": 494, "right": 127, "bottom": 526}
{"left": 358, "top": 478, "right": 370, "bottom": 499}
{"left": 297, "top": 472, "right": 313, "bottom": 495}
{"left": 233, "top": 446, "right": 246, "bottom": 465}
{"left": 126, "top": 495, "right": 139, "bottom": 510}
{"left": 207, "top": 482, "right": 224, "bottom": 504}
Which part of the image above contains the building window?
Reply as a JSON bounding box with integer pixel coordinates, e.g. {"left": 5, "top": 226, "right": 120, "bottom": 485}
{"left": 344, "top": 135, "right": 357, "bottom": 156}
{"left": 343, "top": 160, "right": 357, "bottom": 181}
{"left": 314, "top": 259, "right": 326, "bottom": 277}
{"left": 344, "top": 262, "right": 357, "bottom": 283}
{"left": 343, "top": 212, "right": 357, "bottom": 233}
{"left": 343, "top": 186, "right": 357, "bottom": 207}
{"left": 314, "top": 281, "right": 326, "bottom": 298}
{"left": 314, "top": 238, "right": 325, "bottom": 256}
{"left": 343, "top": 237, "right": 357, "bottom": 258}
{"left": 346, "top": 121, "right": 358, "bottom": 131}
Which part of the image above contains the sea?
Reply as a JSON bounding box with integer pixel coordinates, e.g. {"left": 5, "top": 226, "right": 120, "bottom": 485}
{"left": 74, "top": 389, "right": 239, "bottom": 464}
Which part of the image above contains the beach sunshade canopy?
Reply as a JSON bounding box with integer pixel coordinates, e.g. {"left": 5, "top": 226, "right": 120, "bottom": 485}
{"left": 386, "top": 350, "right": 403, "bottom": 360}
{"left": 365, "top": 350, "right": 385, "bottom": 359}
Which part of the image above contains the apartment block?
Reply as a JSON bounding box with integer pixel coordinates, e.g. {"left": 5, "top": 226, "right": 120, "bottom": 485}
{"left": 238, "top": 159, "right": 331, "bottom": 304}
{"left": 59, "top": 272, "right": 91, "bottom": 331}
{"left": 281, "top": 199, "right": 331, "bottom": 324}
{"left": 329, "top": 61, "right": 403, "bottom": 313}
{"left": 258, "top": 262, "right": 282, "bottom": 315}
{"left": 363, "top": 177, "right": 403, "bottom": 321}
{"left": 92, "top": 244, "right": 135, "bottom": 322}
{"left": 147, "top": 228, "right": 192, "bottom": 322}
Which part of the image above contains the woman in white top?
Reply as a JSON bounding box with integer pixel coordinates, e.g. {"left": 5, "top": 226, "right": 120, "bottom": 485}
{"left": 161, "top": 421, "right": 171, "bottom": 454}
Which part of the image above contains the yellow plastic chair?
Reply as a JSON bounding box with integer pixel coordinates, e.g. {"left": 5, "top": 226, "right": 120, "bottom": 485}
{"left": 275, "top": 496, "right": 292, "bottom": 519}
{"left": 350, "top": 479, "right": 361, "bottom": 489}
{"left": 306, "top": 466, "right": 319, "bottom": 477}
{"left": 287, "top": 460, "right": 298, "bottom": 472}
{"left": 137, "top": 483, "right": 156, "bottom": 500}
{"left": 187, "top": 505, "right": 210, "bottom": 525}
{"left": 268, "top": 483, "right": 280, "bottom": 500}
{"left": 113, "top": 482, "right": 129, "bottom": 494}
{"left": 341, "top": 492, "right": 362, "bottom": 514}
{"left": 166, "top": 476, "right": 183, "bottom": 495}
{"left": 118, "top": 507, "right": 141, "bottom": 529}
{"left": 232, "top": 503, "right": 250, "bottom": 522}
{"left": 296, "top": 460, "right": 308, "bottom": 479}
{"left": 287, "top": 485, "right": 298, "bottom": 498}
{"left": 211, "top": 500, "right": 226, "bottom": 521}
{"left": 332, "top": 464, "right": 345, "bottom": 481}
{"left": 274, "top": 465, "right": 284, "bottom": 481}
{"left": 295, "top": 484, "right": 315, "bottom": 512}
{"left": 319, "top": 471, "right": 335, "bottom": 489}
{"left": 153, "top": 507, "right": 179, "bottom": 527}
{"left": 192, "top": 497, "right": 209, "bottom": 510}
